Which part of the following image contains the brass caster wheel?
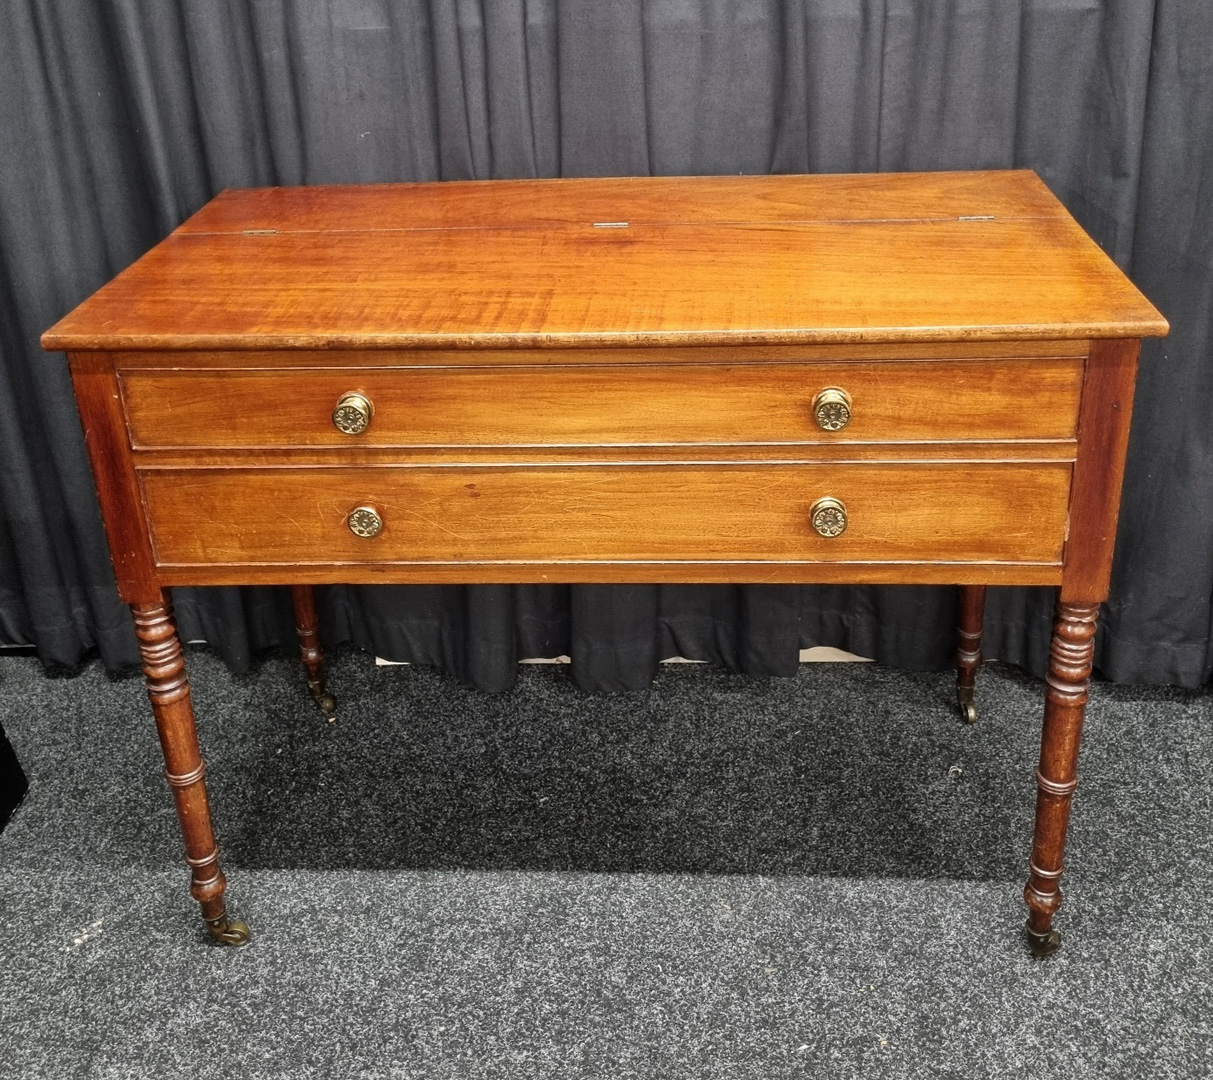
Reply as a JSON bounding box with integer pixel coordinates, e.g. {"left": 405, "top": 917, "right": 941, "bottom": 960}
{"left": 957, "top": 687, "right": 977, "bottom": 724}
{"left": 310, "top": 690, "right": 338, "bottom": 717}
{"left": 1024, "top": 923, "right": 1062, "bottom": 958}
{"left": 206, "top": 915, "right": 251, "bottom": 947}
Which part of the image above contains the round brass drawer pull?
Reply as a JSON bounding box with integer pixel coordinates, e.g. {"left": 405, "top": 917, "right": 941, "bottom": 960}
{"left": 809, "top": 497, "right": 848, "bottom": 538}
{"left": 812, "top": 387, "right": 852, "bottom": 431}
{"left": 347, "top": 505, "right": 383, "bottom": 538}
{"left": 332, "top": 391, "right": 374, "bottom": 435}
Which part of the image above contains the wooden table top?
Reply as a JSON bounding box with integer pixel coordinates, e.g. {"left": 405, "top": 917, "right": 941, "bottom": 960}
{"left": 43, "top": 171, "right": 1167, "bottom": 353}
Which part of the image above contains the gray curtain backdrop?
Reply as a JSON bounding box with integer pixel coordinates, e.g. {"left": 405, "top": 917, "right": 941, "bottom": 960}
{"left": 1, "top": 0, "right": 1210, "bottom": 692}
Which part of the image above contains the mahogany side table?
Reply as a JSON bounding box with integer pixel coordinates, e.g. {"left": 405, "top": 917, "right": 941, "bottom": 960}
{"left": 43, "top": 172, "right": 1168, "bottom": 954}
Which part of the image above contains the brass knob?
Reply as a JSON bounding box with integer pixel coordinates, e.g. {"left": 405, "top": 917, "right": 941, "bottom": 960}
{"left": 347, "top": 505, "right": 383, "bottom": 538}
{"left": 332, "top": 392, "right": 373, "bottom": 435}
{"left": 812, "top": 387, "right": 852, "bottom": 431}
{"left": 809, "top": 497, "right": 848, "bottom": 538}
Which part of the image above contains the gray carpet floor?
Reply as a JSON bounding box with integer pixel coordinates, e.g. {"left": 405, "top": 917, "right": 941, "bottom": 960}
{"left": 0, "top": 649, "right": 1210, "bottom": 1079}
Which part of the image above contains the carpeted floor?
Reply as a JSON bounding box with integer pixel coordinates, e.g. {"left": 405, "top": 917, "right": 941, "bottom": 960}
{"left": 0, "top": 648, "right": 1210, "bottom": 1079}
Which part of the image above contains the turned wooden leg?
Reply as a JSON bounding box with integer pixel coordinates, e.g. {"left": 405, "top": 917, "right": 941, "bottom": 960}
{"left": 132, "top": 596, "right": 249, "bottom": 946}
{"left": 291, "top": 585, "right": 336, "bottom": 716}
{"left": 956, "top": 585, "right": 986, "bottom": 723}
{"left": 1023, "top": 600, "right": 1098, "bottom": 957}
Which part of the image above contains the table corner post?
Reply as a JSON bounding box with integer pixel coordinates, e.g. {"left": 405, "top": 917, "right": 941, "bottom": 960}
{"left": 1024, "top": 335, "right": 1140, "bottom": 955}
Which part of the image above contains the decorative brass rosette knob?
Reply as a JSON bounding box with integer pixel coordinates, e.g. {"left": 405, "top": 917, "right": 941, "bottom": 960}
{"left": 809, "top": 497, "right": 848, "bottom": 538}
{"left": 346, "top": 505, "right": 383, "bottom": 538}
{"left": 332, "top": 391, "right": 374, "bottom": 435}
{"left": 812, "top": 387, "right": 852, "bottom": 431}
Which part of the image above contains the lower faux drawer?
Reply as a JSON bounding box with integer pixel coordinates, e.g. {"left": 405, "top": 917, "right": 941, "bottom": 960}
{"left": 139, "top": 462, "right": 1071, "bottom": 570}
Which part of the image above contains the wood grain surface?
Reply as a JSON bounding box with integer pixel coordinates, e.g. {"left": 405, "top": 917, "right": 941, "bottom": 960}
{"left": 139, "top": 462, "right": 1072, "bottom": 570}
{"left": 119, "top": 358, "right": 1084, "bottom": 450}
{"left": 43, "top": 172, "right": 1167, "bottom": 352}
{"left": 173, "top": 171, "right": 1072, "bottom": 234}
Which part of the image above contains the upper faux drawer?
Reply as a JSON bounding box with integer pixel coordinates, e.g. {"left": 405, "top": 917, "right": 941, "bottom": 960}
{"left": 119, "top": 357, "right": 1083, "bottom": 450}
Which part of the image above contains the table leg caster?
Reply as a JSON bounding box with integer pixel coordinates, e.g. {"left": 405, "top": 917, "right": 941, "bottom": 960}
{"left": 206, "top": 914, "right": 251, "bottom": 946}
{"left": 1024, "top": 923, "right": 1062, "bottom": 958}
{"left": 308, "top": 686, "right": 338, "bottom": 717}
{"left": 957, "top": 686, "right": 978, "bottom": 725}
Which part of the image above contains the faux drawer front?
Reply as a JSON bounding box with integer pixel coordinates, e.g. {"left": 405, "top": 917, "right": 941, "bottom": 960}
{"left": 120, "top": 359, "right": 1083, "bottom": 449}
{"left": 141, "top": 463, "right": 1071, "bottom": 567}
